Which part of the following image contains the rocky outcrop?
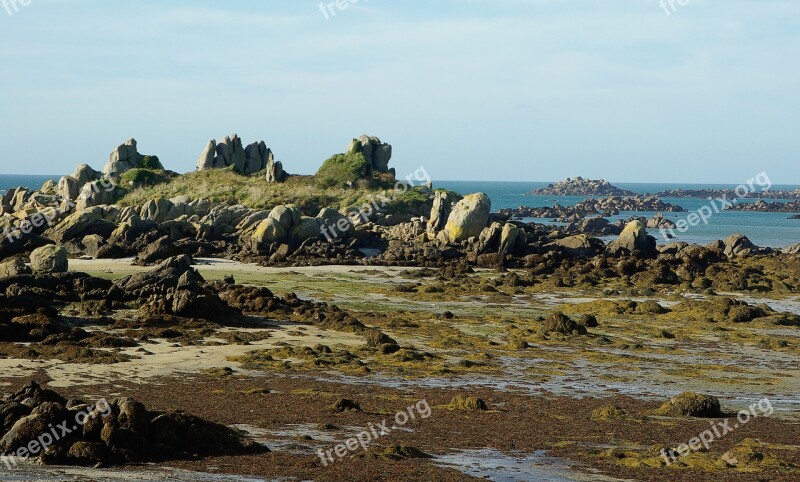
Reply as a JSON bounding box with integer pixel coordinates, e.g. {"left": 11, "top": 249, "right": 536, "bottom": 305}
{"left": 499, "top": 196, "right": 686, "bottom": 222}
{"left": 197, "top": 135, "right": 275, "bottom": 175}
{"left": 428, "top": 191, "right": 461, "bottom": 235}
{"left": 29, "top": 245, "right": 68, "bottom": 273}
{"left": 102, "top": 139, "right": 162, "bottom": 178}
{"left": 533, "top": 177, "right": 636, "bottom": 196}
{"left": 0, "top": 381, "right": 262, "bottom": 466}
{"left": 347, "top": 135, "right": 393, "bottom": 175}
{"left": 249, "top": 205, "right": 322, "bottom": 250}
{"left": 265, "top": 157, "right": 286, "bottom": 182}
{"left": 647, "top": 213, "right": 676, "bottom": 230}
{"left": 548, "top": 234, "right": 604, "bottom": 257}
{"left": 607, "top": 220, "right": 656, "bottom": 257}
{"left": 57, "top": 164, "right": 101, "bottom": 202}
{"left": 0, "top": 257, "right": 31, "bottom": 278}
{"left": 115, "top": 255, "right": 238, "bottom": 321}
{"left": 444, "top": 193, "right": 491, "bottom": 243}
{"left": 723, "top": 234, "right": 761, "bottom": 258}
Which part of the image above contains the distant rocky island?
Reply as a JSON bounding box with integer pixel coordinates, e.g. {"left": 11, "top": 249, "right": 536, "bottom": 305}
{"left": 727, "top": 199, "right": 800, "bottom": 213}
{"left": 532, "top": 177, "right": 636, "bottom": 197}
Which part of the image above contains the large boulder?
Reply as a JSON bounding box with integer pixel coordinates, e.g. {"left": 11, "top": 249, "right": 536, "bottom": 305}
{"left": 251, "top": 218, "right": 288, "bottom": 249}
{"left": 316, "top": 208, "right": 350, "bottom": 240}
{"left": 444, "top": 193, "right": 491, "bottom": 243}
{"left": 289, "top": 217, "right": 321, "bottom": 245}
{"left": 140, "top": 198, "right": 175, "bottom": 224}
{"left": 499, "top": 223, "right": 522, "bottom": 256}
{"left": 196, "top": 140, "right": 216, "bottom": 171}
{"left": 76, "top": 181, "right": 121, "bottom": 210}
{"left": 548, "top": 234, "right": 604, "bottom": 257}
{"left": 723, "top": 234, "right": 758, "bottom": 258}
{"left": 47, "top": 208, "right": 116, "bottom": 243}
{"left": 268, "top": 205, "right": 301, "bottom": 232}
{"left": 30, "top": 245, "right": 68, "bottom": 273}
{"left": 428, "top": 191, "right": 461, "bottom": 235}
{"left": 607, "top": 220, "right": 656, "bottom": 256}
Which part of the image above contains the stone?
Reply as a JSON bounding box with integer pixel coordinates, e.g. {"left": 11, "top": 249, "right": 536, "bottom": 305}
{"left": 48, "top": 209, "right": 116, "bottom": 243}
{"left": 197, "top": 140, "right": 216, "bottom": 171}
{"left": 40, "top": 179, "right": 57, "bottom": 195}
{"left": 656, "top": 392, "right": 722, "bottom": 418}
{"left": 428, "top": 191, "right": 460, "bottom": 234}
{"left": 135, "top": 236, "right": 178, "bottom": 265}
{"left": 477, "top": 222, "right": 503, "bottom": 254}
{"left": 103, "top": 139, "right": 140, "bottom": 177}
{"left": 268, "top": 205, "right": 299, "bottom": 232}
{"left": 316, "top": 208, "right": 350, "bottom": 239}
{"left": 499, "top": 223, "right": 521, "bottom": 256}
{"left": 251, "top": 218, "right": 288, "bottom": 249}
{"left": 140, "top": 198, "right": 175, "bottom": 224}
{"left": 549, "top": 234, "right": 604, "bottom": 257}
{"left": 608, "top": 220, "right": 656, "bottom": 256}
{"left": 289, "top": 217, "right": 321, "bottom": 245}
{"left": 444, "top": 193, "right": 491, "bottom": 243}
{"left": 81, "top": 234, "right": 106, "bottom": 258}
{"left": 0, "top": 257, "right": 31, "bottom": 278}
{"left": 76, "top": 181, "right": 120, "bottom": 210}
{"left": 723, "top": 234, "right": 758, "bottom": 258}
{"left": 348, "top": 135, "right": 393, "bottom": 173}
{"left": 265, "top": 158, "right": 285, "bottom": 183}
{"left": 29, "top": 245, "right": 68, "bottom": 273}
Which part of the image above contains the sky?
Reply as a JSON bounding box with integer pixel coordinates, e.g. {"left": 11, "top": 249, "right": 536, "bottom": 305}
{"left": 0, "top": 0, "right": 798, "bottom": 184}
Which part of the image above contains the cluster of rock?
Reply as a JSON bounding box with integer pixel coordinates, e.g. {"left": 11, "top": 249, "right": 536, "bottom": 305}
{"left": 656, "top": 188, "right": 800, "bottom": 200}
{"left": 498, "top": 196, "right": 686, "bottom": 222}
{"left": 532, "top": 178, "right": 636, "bottom": 197}
{"left": 727, "top": 199, "right": 800, "bottom": 213}
{"left": 0, "top": 381, "right": 261, "bottom": 466}
{"left": 346, "top": 135, "right": 394, "bottom": 175}
{"left": 196, "top": 134, "right": 280, "bottom": 177}
{"left": 102, "top": 138, "right": 162, "bottom": 178}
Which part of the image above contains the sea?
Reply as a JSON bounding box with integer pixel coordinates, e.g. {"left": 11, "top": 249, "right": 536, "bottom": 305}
{"left": 2, "top": 176, "right": 798, "bottom": 248}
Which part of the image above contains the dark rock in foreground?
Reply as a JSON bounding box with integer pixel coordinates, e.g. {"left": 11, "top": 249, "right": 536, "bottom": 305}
{"left": 0, "top": 381, "right": 264, "bottom": 467}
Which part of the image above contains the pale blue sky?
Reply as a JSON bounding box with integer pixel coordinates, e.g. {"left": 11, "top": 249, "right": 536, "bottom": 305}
{"left": 1, "top": 0, "right": 798, "bottom": 183}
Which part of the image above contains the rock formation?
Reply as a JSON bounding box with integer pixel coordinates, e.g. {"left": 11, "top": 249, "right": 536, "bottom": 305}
{"left": 346, "top": 135, "right": 394, "bottom": 175}
{"left": 29, "top": 245, "right": 68, "bottom": 273}
{"left": 533, "top": 177, "right": 636, "bottom": 196}
{"left": 197, "top": 134, "right": 276, "bottom": 175}
{"left": 443, "top": 193, "right": 491, "bottom": 243}
{"left": 102, "top": 139, "right": 162, "bottom": 178}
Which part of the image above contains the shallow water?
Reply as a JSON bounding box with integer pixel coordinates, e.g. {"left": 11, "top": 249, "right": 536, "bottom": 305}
{"left": 434, "top": 449, "right": 632, "bottom": 482}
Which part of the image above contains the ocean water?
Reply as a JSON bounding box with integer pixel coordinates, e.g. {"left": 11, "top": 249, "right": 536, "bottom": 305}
{"left": 2, "top": 176, "right": 798, "bottom": 248}
{"left": 437, "top": 181, "right": 800, "bottom": 248}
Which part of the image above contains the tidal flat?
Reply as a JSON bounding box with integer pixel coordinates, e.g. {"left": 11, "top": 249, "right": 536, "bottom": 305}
{"left": 1, "top": 257, "right": 798, "bottom": 481}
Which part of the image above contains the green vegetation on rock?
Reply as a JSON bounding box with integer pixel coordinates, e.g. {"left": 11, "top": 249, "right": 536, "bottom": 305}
{"left": 316, "top": 151, "right": 370, "bottom": 187}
